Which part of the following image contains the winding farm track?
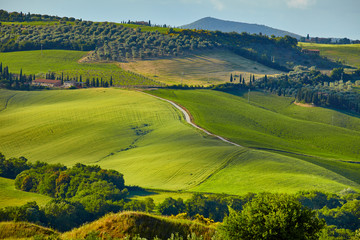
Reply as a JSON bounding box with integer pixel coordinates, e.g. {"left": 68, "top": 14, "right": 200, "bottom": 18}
{"left": 0, "top": 94, "right": 16, "bottom": 112}
{"left": 142, "top": 91, "right": 243, "bottom": 148}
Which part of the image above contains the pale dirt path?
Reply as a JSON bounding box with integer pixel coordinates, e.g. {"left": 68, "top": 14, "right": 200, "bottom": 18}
{"left": 141, "top": 91, "right": 243, "bottom": 148}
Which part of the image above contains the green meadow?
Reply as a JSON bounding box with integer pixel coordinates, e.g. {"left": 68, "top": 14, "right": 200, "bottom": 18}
{"left": 299, "top": 42, "right": 360, "bottom": 68}
{"left": 0, "top": 177, "right": 51, "bottom": 207}
{"left": 150, "top": 89, "right": 360, "bottom": 161}
{"left": 0, "top": 88, "right": 240, "bottom": 191}
{"left": 0, "top": 88, "right": 359, "bottom": 197}
{"left": 0, "top": 50, "right": 161, "bottom": 86}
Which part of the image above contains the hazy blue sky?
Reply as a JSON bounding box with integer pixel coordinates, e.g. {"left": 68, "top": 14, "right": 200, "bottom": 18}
{"left": 1, "top": 0, "right": 359, "bottom": 39}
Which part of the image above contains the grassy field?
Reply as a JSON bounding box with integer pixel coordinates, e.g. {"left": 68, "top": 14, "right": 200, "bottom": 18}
{"left": 0, "top": 88, "right": 240, "bottom": 191}
{"left": 0, "top": 50, "right": 162, "bottom": 86}
{"left": 299, "top": 42, "right": 360, "bottom": 68}
{"left": 0, "top": 177, "right": 51, "bottom": 207}
{"left": 119, "top": 49, "right": 283, "bottom": 86}
{"left": 150, "top": 89, "right": 360, "bottom": 160}
{"left": 149, "top": 89, "right": 360, "bottom": 194}
{"left": 1, "top": 88, "right": 359, "bottom": 196}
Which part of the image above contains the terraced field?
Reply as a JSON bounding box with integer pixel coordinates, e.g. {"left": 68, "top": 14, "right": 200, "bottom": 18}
{"left": 1, "top": 88, "right": 359, "bottom": 196}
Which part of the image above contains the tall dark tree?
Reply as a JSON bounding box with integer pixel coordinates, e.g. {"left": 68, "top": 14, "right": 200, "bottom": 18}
{"left": 230, "top": 73, "right": 233, "bottom": 83}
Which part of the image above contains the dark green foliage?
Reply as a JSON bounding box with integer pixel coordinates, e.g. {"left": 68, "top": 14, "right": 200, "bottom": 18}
{"left": 0, "top": 201, "right": 46, "bottom": 223}
{"left": 0, "top": 9, "right": 79, "bottom": 22}
{"left": 255, "top": 68, "right": 360, "bottom": 114}
{"left": 158, "top": 197, "right": 186, "bottom": 216}
{"left": 157, "top": 193, "right": 254, "bottom": 223}
{"left": 319, "top": 200, "right": 360, "bottom": 231}
{"left": 297, "top": 191, "right": 343, "bottom": 210}
{"left": 14, "top": 162, "right": 125, "bottom": 199}
{"left": 43, "top": 199, "right": 89, "bottom": 232}
{"left": 0, "top": 63, "right": 37, "bottom": 90}
{"left": 0, "top": 153, "right": 30, "bottom": 179}
{"left": 219, "top": 193, "right": 326, "bottom": 240}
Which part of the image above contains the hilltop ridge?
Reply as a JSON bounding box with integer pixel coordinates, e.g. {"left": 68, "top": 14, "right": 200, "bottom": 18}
{"left": 181, "top": 17, "right": 302, "bottom": 39}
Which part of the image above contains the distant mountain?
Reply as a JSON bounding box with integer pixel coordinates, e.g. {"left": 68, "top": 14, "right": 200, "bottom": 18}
{"left": 181, "top": 17, "right": 302, "bottom": 39}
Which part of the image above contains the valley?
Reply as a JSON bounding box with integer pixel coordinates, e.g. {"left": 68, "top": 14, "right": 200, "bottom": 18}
{"left": 0, "top": 8, "right": 360, "bottom": 238}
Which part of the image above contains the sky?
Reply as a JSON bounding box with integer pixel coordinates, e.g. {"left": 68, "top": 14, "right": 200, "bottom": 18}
{"left": 1, "top": 0, "right": 359, "bottom": 40}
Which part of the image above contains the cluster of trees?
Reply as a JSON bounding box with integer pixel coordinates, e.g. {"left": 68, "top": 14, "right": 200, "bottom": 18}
{"left": 0, "top": 153, "right": 155, "bottom": 231}
{"left": 0, "top": 20, "right": 215, "bottom": 60}
{"left": 0, "top": 10, "right": 80, "bottom": 22}
{"left": 254, "top": 67, "right": 360, "bottom": 113}
{"left": 0, "top": 63, "right": 164, "bottom": 90}
{"left": 0, "top": 63, "right": 37, "bottom": 90}
{"left": 88, "top": 28, "right": 216, "bottom": 61}
{"left": 0, "top": 10, "right": 339, "bottom": 70}
{"left": 1, "top": 153, "right": 360, "bottom": 237}
{"left": 219, "top": 193, "right": 326, "bottom": 240}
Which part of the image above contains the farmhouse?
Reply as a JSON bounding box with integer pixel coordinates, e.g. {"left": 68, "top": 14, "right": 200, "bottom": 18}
{"left": 32, "top": 79, "right": 62, "bottom": 87}
{"left": 63, "top": 81, "right": 85, "bottom": 88}
{"left": 302, "top": 49, "right": 320, "bottom": 55}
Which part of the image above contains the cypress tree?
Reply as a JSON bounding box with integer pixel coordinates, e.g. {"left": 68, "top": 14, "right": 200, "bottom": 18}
{"left": 230, "top": 74, "right": 233, "bottom": 83}
{"left": 19, "top": 68, "right": 23, "bottom": 82}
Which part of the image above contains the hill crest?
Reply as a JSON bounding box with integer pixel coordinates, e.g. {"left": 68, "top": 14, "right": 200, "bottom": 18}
{"left": 181, "top": 17, "right": 302, "bottom": 39}
{"left": 62, "top": 211, "right": 216, "bottom": 239}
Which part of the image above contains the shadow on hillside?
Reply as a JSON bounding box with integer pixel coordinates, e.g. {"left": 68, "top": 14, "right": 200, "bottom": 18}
{"left": 215, "top": 89, "right": 248, "bottom": 98}
{"left": 126, "top": 186, "right": 159, "bottom": 198}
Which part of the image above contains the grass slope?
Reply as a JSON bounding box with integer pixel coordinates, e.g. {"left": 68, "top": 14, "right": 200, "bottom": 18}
{"left": 0, "top": 88, "right": 239, "bottom": 190}
{"left": 62, "top": 211, "right": 216, "bottom": 239}
{"left": 1, "top": 88, "right": 359, "bottom": 195}
{"left": 299, "top": 42, "right": 360, "bottom": 68}
{"left": 150, "top": 89, "right": 360, "bottom": 160}
{"left": 0, "top": 222, "right": 57, "bottom": 239}
{"left": 149, "top": 89, "right": 360, "bottom": 194}
{"left": 0, "top": 177, "right": 51, "bottom": 207}
{"left": 119, "top": 49, "right": 283, "bottom": 86}
{"left": 0, "top": 50, "right": 161, "bottom": 86}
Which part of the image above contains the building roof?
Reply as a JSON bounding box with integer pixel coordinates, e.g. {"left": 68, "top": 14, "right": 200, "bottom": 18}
{"left": 33, "top": 79, "right": 62, "bottom": 84}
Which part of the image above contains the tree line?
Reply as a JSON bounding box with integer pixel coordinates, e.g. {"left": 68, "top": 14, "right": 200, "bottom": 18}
{"left": 0, "top": 9, "right": 339, "bottom": 70}
{"left": 1, "top": 152, "right": 359, "bottom": 238}
{"left": 254, "top": 67, "right": 360, "bottom": 114}
{"left": 0, "top": 63, "right": 164, "bottom": 90}
{"left": 0, "top": 9, "right": 80, "bottom": 22}
{"left": 0, "top": 63, "right": 37, "bottom": 90}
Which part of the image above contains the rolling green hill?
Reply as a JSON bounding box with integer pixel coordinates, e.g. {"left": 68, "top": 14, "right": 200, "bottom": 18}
{"left": 0, "top": 177, "right": 51, "bottom": 207}
{"left": 0, "top": 88, "right": 240, "bottom": 190}
{"left": 0, "top": 88, "right": 359, "bottom": 196}
{"left": 299, "top": 42, "right": 360, "bottom": 68}
{"left": 0, "top": 50, "right": 162, "bottom": 87}
{"left": 149, "top": 89, "right": 360, "bottom": 194}
{"left": 150, "top": 89, "right": 360, "bottom": 160}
